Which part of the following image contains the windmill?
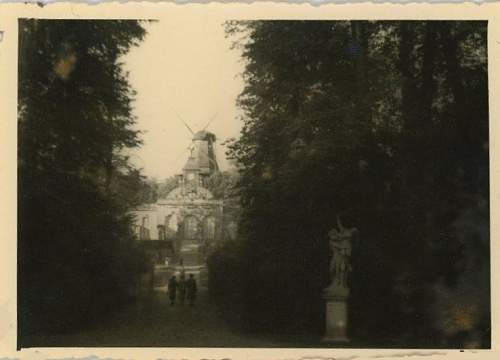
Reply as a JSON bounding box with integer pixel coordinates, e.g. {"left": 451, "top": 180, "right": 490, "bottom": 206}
{"left": 171, "top": 110, "right": 220, "bottom": 176}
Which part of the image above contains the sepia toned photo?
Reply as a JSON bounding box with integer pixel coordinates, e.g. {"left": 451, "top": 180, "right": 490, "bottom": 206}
{"left": 17, "top": 17, "right": 490, "bottom": 350}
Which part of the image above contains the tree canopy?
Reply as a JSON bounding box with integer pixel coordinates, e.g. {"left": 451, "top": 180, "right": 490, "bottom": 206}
{"left": 18, "top": 19, "right": 151, "bottom": 342}
{"left": 209, "top": 20, "right": 489, "bottom": 348}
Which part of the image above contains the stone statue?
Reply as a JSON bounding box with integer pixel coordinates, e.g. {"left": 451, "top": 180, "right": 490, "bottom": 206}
{"left": 166, "top": 212, "right": 178, "bottom": 233}
{"left": 328, "top": 217, "right": 358, "bottom": 289}
{"left": 323, "top": 217, "right": 358, "bottom": 343}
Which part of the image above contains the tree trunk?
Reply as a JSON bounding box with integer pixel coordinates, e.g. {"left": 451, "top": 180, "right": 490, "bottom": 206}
{"left": 439, "top": 23, "right": 468, "bottom": 144}
{"left": 419, "top": 21, "right": 438, "bottom": 137}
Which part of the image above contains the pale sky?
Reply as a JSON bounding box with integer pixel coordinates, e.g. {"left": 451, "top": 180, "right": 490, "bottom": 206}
{"left": 124, "top": 18, "right": 245, "bottom": 180}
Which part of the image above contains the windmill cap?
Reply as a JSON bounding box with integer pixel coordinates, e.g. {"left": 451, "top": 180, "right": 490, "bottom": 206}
{"left": 193, "top": 130, "right": 216, "bottom": 141}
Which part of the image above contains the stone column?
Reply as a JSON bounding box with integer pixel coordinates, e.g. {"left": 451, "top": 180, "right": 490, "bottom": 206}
{"left": 323, "top": 283, "right": 350, "bottom": 343}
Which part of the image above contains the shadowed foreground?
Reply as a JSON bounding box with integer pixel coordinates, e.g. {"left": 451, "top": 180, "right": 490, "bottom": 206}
{"left": 22, "top": 286, "right": 459, "bottom": 348}
{"left": 23, "top": 288, "right": 287, "bottom": 347}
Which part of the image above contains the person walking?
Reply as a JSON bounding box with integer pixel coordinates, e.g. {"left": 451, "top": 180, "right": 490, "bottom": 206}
{"left": 168, "top": 275, "right": 177, "bottom": 306}
{"left": 186, "top": 273, "right": 197, "bottom": 306}
{"left": 178, "top": 272, "right": 186, "bottom": 305}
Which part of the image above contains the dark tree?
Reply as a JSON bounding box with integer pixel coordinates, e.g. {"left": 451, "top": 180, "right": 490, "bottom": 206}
{"left": 18, "top": 19, "right": 150, "bottom": 343}
{"left": 209, "top": 21, "right": 489, "bottom": 348}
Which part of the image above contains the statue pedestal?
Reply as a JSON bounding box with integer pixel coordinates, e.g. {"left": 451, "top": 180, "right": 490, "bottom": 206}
{"left": 322, "top": 285, "right": 350, "bottom": 343}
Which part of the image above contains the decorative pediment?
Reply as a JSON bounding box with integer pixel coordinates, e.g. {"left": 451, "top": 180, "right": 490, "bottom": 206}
{"left": 164, "top": 186, "right": 214, "bottom": 201}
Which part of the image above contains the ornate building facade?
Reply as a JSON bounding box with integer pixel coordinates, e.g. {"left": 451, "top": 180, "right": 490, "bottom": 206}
{"left": 131, "top": 130, "right": 223, "bottom": 281}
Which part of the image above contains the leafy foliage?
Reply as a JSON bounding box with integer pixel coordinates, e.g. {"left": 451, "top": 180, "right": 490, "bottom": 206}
{"left": 211, "top": 21, "right": 489, "bottom": 347}
{"left": 18, "top": 20, "right": 150, "bottom": 341}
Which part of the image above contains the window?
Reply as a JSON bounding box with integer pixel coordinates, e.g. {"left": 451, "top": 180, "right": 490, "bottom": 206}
{"left": 140, "top": 216, "right": 150, "bottom": 240}
{"left": 203, "top": 216, "right": 216, "bottom": 240}
{"left": 184, "top": 216, "right": 199, "bottom": 240}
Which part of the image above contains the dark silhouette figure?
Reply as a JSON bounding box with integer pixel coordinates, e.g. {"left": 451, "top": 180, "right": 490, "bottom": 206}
{"left": 186, "top": 274, "right": 197, "bottom": 306}
{"left": 168, "top": 275, "right": 177, "bottom": 306}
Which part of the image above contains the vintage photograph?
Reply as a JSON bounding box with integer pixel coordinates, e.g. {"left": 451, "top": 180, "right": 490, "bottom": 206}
{"left": 17, "top": 18, "right": 489, "bottom": 349}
